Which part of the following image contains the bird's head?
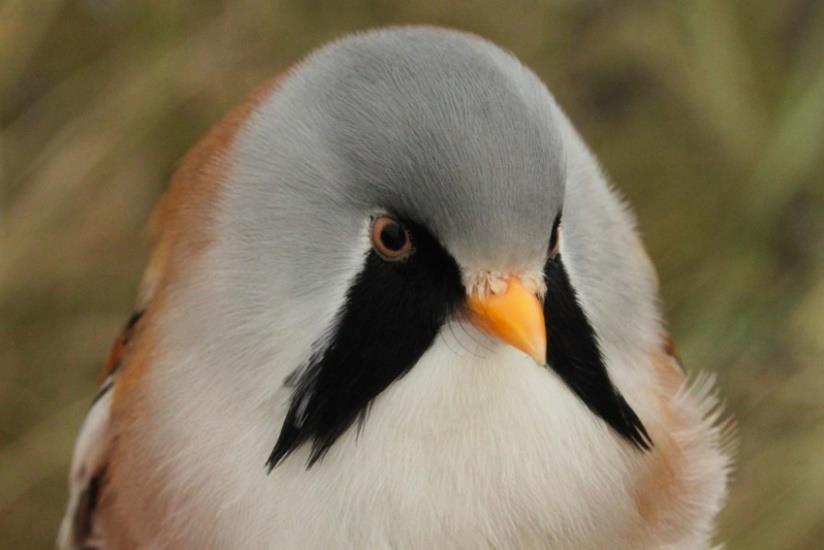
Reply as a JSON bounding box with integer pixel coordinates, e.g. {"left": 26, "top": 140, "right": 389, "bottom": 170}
{"left": 199, "top": 28, "right": 659, "bottom": 468}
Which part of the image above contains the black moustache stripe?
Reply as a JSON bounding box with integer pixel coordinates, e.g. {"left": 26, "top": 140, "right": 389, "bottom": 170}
{"left": 267, "top": 220, "right": 465, "bottom": 470}
{"left": 543, "top": 255, "right": 651, "bottom": 450}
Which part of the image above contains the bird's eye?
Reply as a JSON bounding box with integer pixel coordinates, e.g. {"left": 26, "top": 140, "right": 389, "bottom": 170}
{"left": 548, "top": 214, "right": 562, "bottom": 259}
{"left": 371, "top": 215, "right": 414, "bottom": 260}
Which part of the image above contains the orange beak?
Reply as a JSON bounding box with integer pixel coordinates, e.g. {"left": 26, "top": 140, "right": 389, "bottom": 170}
{"left": 466, "top": 278, "right": 547, "bottom": 365}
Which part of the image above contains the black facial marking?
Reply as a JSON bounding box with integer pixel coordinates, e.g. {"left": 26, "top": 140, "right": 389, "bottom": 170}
{"left": 548, "top": 213, "right": 561, "bottom": 255}
{"left": 268, "top": 219, "right": 464, "bottom": 469}
{"left": 544, "top": 254, "right": 652, "bottom": 450}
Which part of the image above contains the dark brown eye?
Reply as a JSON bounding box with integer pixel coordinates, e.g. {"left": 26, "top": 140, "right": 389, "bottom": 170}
{"left": 548, "top": 213, "right": 562, "bottom": 259}
{"left": 371, "top": 215, "right": 414, "bottom": 260}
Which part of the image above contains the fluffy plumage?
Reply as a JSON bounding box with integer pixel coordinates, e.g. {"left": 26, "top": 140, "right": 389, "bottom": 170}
{"left": 59, "top": 27, "right": 732, "bottom": 549}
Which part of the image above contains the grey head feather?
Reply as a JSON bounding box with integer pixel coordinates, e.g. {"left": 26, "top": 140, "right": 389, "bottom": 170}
{"left": 314, "top": 28, "right": 566, "bottom": 273}
{"left": 230, "top": 27, "right": 565, "bottom": 280}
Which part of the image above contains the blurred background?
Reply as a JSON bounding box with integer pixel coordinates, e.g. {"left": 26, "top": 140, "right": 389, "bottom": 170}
{"left": 1, "top": 0, "right": 822, "bottom": 548}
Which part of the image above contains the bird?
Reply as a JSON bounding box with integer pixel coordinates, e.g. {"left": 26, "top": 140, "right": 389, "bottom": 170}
{"left": 58, "top": 26, "right": 733, "bottom": 549}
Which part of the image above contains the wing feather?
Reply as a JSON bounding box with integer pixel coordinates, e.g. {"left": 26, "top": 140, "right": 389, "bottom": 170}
{"left": 58, "top": 310, "right": 143, "bottom": 549}
{"left": 57, "top": 378, "right": 113, "bottom": 550}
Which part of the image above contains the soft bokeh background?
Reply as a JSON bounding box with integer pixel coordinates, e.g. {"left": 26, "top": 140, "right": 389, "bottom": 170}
{"left": 1, "top": 1, "right": 822, "bottom": 547}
